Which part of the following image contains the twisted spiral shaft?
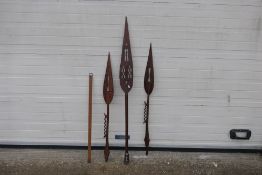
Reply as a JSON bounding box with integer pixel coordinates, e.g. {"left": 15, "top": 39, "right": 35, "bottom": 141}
{"left": 104, "top": 113, "right": 108, "bottom": 138}
{"left": 144, "top": 101, "right": 148, "bottom": 123}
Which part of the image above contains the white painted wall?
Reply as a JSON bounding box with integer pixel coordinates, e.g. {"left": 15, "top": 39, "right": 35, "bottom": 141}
{"left": 0, "top": 0, "right": 261, "bottom": 149}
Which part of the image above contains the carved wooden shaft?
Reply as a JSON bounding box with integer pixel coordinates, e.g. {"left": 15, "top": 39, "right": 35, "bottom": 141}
{"left": 124, "top": 93, "right": 129, "bottom": 164}
{"left": 144, "top": 95, "right": 150, "bottom": 155}
{"left": 104, "top": 104, "right": 110, "bottom": 161}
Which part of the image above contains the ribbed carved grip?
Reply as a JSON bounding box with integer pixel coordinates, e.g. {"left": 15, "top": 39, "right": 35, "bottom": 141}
{"left": 104, "top": 113, "right": 107, "bottom": 138}
{"left": 144, "top": 101, "right": 148, "bottom": 123}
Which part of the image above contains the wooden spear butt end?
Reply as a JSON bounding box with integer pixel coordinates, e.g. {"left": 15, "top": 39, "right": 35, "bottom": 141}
{"left": 144, "top": 136, "right": 150, "bottom": 155}
{"left": 124, "top": 152, "right": 129, "bottom": 165}
{"left": 104, "top": 148, "right": 110, "bottom": 162}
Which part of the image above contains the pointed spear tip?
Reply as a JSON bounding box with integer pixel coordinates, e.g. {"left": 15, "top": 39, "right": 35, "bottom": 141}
{"left": 149, "top": 43, "right": 152, "bottom": 55}
{"left": 107, "top": 52, "right": 111, "bottom": 62}
{"left": 124, "top": 16, "right": 129, "bottom": 29}
{"left": 123, "top": 16, "right": 129, "bottom": 41}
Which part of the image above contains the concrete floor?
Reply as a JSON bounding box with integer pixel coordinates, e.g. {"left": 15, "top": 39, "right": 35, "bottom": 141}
{"left": 0, "top": 148, "right": 261, "bottom": 175}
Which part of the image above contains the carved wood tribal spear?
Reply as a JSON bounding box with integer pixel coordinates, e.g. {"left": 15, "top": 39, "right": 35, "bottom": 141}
{"left": 144, "top": 44, "right": 154, "bottom": 155}
{"left": 119, "top": 17, "right": 133, "bottom": 164}
{"left": 103, "top": 53, "right": 114, "bottom": 162}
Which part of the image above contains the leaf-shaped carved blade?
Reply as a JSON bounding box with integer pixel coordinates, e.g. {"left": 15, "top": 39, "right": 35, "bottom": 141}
{"left": 144, "top": 44, "right": 154, "bottom": 95}
{"left": 119, "top": 17, "right": 133, "bottom": 93}
{"left": 103, "top": 53, "right": 114, "bottom": 104}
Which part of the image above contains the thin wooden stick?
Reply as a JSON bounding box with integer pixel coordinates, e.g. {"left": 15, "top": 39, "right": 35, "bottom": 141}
{"left": 88, "top": 73, "right": 93, "bottom": 163}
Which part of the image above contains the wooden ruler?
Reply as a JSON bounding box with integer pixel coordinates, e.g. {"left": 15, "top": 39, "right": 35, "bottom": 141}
{"left": 88, "top": 73, "right": 93, "bottom": 163}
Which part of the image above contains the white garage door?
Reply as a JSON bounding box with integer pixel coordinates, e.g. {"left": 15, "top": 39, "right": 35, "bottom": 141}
{"left": 0, "top": 0, "right": 261, "bottom": 149}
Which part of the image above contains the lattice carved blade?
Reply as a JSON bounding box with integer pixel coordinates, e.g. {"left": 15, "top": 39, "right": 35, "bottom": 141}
{"left": 103, "top": 53, "right": 114, "bottom": 104}
{"left": 119, "top": 17, "right": 133, "bottom": 94}
{"left": 144, "top": 43, "right": 154, "bottom": 95}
